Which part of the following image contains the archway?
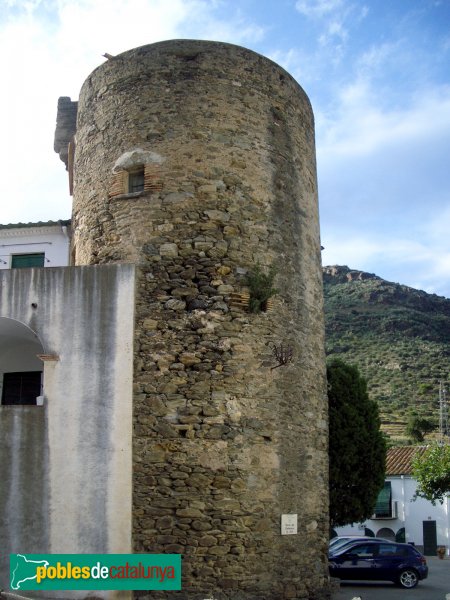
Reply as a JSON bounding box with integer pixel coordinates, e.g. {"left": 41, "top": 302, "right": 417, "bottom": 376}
{"left": 0, "top": 318, "right": 44, "bottom": 405}
{"left": 377, "top": 527, "right": 396, "bottom": 541}
{"left": 396, "top": 527, "right": 406, "bottom": 543}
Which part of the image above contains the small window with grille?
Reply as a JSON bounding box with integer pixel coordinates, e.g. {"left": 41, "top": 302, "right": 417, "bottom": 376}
{"left": 128, "top": 168, "right": 145, "bottom": 193}
{"left": 1, "top": 371, "right": 42, "bottom": 405}
{"left": 109, "top": 163, "right": 163, "bottom": 198}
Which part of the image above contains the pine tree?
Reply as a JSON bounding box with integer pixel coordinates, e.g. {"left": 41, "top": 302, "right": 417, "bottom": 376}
{"left": 328, "top": 359, "right": 387, "bottom": 527}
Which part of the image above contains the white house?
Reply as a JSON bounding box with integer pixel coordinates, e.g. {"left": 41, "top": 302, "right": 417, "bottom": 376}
{"left": 335, "top": 446, "right": 450, "bottom": 556}
{"left": 0, "top": 220, "right": 71, "bottom": 270}
{"left": 0, "top": 220, "right": 71, "bottom": 405}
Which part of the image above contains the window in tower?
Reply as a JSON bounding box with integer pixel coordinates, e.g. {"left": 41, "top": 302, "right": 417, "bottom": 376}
{"left": 128, "top": 168, "right": 145, "bottom": 193}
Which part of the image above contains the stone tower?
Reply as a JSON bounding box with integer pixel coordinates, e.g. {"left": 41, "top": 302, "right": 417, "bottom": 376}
{"left": 70, "top": 40, "right": 329, "bottom": 599}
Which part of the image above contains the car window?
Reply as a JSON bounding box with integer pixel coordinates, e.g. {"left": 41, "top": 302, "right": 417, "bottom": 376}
{"left": 396, "top": 545, "right": 409, "bottom": 557}
{"left": 330, "top": 538, "right": 347, "bottom": 548}
{"left": 346, "top": 544, "right": 377, "bottom": 558}
{"left": 378, "top": 544, "right": 407, "bottom": 557}
{"left": 378, "top": 544, "right": 397, "bottom": 556}
{"left": 330, "top": 537, "right": 369, "bottom": 551}
{"left": 330, "top": 538, "right": 356, "bottom": 552}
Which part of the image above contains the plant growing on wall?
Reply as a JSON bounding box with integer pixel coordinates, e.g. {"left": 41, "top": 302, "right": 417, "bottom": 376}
{"left": 245, "top": 263, "right": 278, "bottom": 313}
{"left": 266, "top": 341, "right": 294, "bottom": 369}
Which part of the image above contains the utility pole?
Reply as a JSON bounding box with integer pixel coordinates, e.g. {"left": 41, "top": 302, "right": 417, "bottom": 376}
{"left": 438, "top": 380, "right": 448, "bottom": 444}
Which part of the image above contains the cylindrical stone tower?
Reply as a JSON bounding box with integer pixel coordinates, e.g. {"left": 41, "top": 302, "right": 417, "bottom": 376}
{"left": 72, "top": 40, "right": 329, "bottom": 599}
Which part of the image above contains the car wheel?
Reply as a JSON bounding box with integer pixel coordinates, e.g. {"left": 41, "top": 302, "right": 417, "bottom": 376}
{"left": 397, "top": 568, "right": 419, "bottom": 588}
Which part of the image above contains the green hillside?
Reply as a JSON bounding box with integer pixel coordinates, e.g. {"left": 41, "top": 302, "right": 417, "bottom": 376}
{"left": 323, "top": 266, "right": 450, "bottom": 444}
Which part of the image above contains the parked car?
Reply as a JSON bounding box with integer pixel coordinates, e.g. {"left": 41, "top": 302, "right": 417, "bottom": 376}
{"left": 329, "top": 540, "right": 428, "bottom": 588}
{"left": 329, "top": 536, "right": 389, "bottom": 556}
{"left": 329, "top": 536, "right": 363, "bottom": 548}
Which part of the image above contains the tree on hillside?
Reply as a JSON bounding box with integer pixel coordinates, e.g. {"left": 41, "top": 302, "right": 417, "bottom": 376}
{"left": 412, "top": 444, "right": 450, "bottom": 505}
{"left": 328, "top": 359, "right": 387, "bottom": 527}
{"left": 406, "top": 415, "right": 435, "bottom": 443}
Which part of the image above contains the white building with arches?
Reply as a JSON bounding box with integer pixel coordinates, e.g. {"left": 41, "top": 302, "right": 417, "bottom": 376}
{"left": 0, "top": 221, "right": 71, "bottom": 405}
{"left": 335, "top": 446, "right": 450, "bottom": 556}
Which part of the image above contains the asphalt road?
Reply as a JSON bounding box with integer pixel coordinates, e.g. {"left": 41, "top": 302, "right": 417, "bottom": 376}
{"left": 332, "top": 556, "right": 450, "bottom": 600}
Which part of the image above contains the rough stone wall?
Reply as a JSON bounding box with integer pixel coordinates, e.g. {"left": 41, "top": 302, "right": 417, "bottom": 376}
{"left": 72, "top": 40, "right": 329, "bottom": 599}
{"left": 54, "top": 96, "right": 78, "bottom": 169}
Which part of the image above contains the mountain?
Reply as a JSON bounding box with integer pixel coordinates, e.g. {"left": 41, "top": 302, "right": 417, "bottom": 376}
{"left": 323, "top": 265, "right": 450, "bottom": 444}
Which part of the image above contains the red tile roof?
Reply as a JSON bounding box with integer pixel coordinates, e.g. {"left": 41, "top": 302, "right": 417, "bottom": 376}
{"left": 386, "top": 446, "right": 428, "bottom": 475}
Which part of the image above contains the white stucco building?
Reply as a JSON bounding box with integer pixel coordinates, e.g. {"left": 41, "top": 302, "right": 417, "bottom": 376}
{"left": 0, "top": 220, "right": 71, "bottom": 270}
{"left": 335, "top": 446, "right": 450, "bottom": 556}
{"left": 0, "top": 220, "right": 134, "bottom": 599}
{"left": 0, "top": 221, "right": 70, "bottom": 404}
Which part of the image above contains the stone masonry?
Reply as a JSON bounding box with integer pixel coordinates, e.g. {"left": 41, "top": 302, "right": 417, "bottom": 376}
{"left": 54, "top": 96, "right": 78, "bottom": 170}
{"left": 68, "top": 40, "right": 329, "bottom": 599}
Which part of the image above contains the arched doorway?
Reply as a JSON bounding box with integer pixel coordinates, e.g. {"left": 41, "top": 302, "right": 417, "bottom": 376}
{"left": 377, "top": 527, "right": 396, "bottom": 541}
{"left": 0, "top": 318, "right": 44, "bottom": 405}
{"left": 396, "top": 527, "right": 406, "bottom": 543}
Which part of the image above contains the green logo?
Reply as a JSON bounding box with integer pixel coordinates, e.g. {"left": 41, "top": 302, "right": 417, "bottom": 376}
{"left": 10, "top": 554, "right": 181, "bottom": 591}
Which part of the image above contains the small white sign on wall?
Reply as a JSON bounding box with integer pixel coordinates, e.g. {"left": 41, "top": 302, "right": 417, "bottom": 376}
{"left": 281, "top": 514, "right": 298, "bottom": 535}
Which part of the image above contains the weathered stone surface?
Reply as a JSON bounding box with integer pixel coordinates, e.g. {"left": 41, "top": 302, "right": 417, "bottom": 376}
{"left": 142, "top": 318, "right": 158, "bottom": 330}
{"left": 54, "top": 96, "right": 78, "bottom": 168}
{"left": 164, "top": 298, "right": 186, "bottom": 311}
{"left": 197, "top": 535, "right": 217, "bottom": 547}
{"left": 159, "top": 243, "right": 178, "bottom": 257}
{"left": 73, "top": 39, "right": 329, "bottom": 600}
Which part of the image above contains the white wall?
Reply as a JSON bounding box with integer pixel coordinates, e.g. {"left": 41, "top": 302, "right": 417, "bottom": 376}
{"left": 0, "top": 264, "right": 135, "bottom": 599}
{"left": 0, "top": 332, "right": 44, "bottom": 398}
{"left": 334, "top": 475, "right": 450, "bottom": 555}
{"left": 0, "top": 223, "right": 70, "bottom": 268}
{"left": 400, "top": 477, "right": 449, "bottom": 550}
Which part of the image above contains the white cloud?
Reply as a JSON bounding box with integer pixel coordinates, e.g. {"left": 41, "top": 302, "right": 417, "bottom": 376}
{"left": 317, "top": 82, "right": 450, "bottom": 159}
{"left": 357, "top": 41, "right": 399, "bottom": 74}
{"left": 425, "top": 207, "right": 450, "bottom": 241}
{"left": 322, "top": 236, "right": 381, "bottom": 268}
{"left": 316, "top": 78, "right": 450, "bottom": 296}
{"left": 52, "top": 0, "right": 265, "bottom": 60}
{"left": 294, "top": 0, "right": 369, "bottom": 67}
{"left": 268, "top": 47, "right": 317, "bottom": 88}
{"left": 3, "top": 0, "right": 44, "bottom": 11}
{"left": 1, "top": 0, "right": 448, "bottom": 297}
{"left": 322, "top": 218, "right": 450, "bottom": 297}
{"left": 316, "top": 21, "right": 347, "bottom": 65}
{"left": 0, "top": 0, "right": 266, "bottom": 224}
{"left": 295, "top": 0, "right": 344, "bottom": 18}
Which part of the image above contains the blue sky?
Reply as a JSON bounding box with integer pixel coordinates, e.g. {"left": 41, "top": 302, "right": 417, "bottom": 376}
{"left": 1, "top": 0, "right": 449, "bottom": 297}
